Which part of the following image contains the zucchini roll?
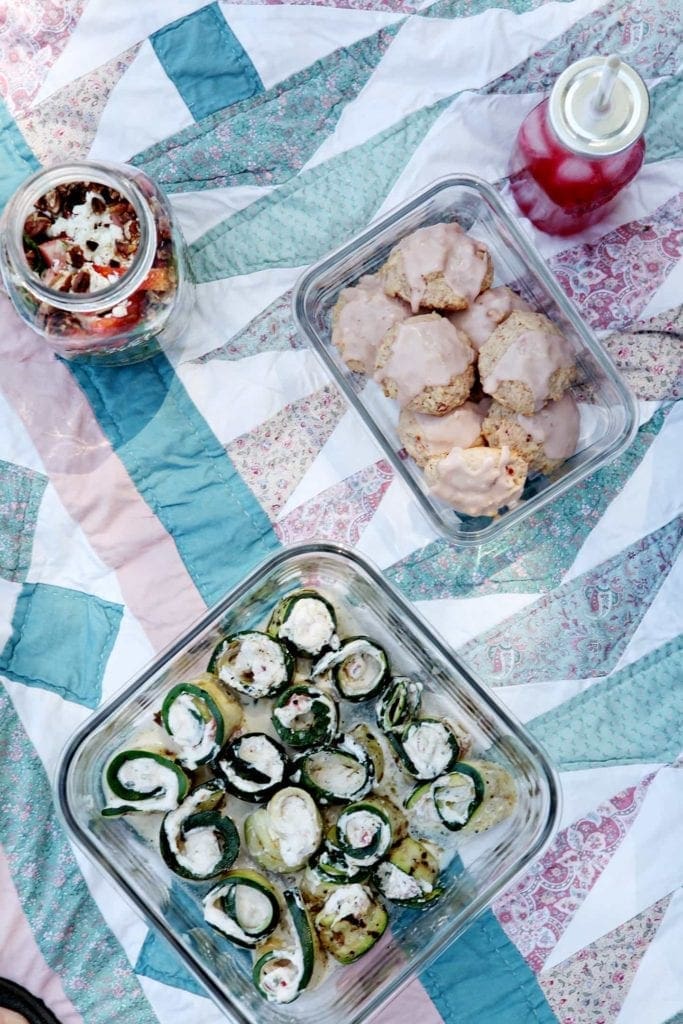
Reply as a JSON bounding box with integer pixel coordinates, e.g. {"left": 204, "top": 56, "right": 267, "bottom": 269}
{"left": 217, "top": 733, "right": 288, "bottom": 802}
{"left": 253, "top": 889, "right": 319, "bottom": 1003}
{"left": 160, "top": 673, "right": 242, "bottom": 769}
{"left": 208, "top": 631, "right": 293, "bottom": 699}
{"left": 347, "top": 723, "right": 384, "bottom": 783}
{"left": 330, "top": 800, "right": 393, "bottom": 868}
{"left": 102, "top": 747, "right": 189, "bottom": 816}
{"left": 310, "top": 845, "right": 371, "bottom": 886}
{"left": 314, "top": 883, "right": 388, "bottom": 964}
{"left": 376, "top": 676, "right": 423, "bottom": 735}
{"left": 396, "top": 718, "right": 461, "bottom": 780}
{"left": 267, "top": 590, "right": 339, "bottom": 657}
{"left": 245, "top": 787, "right": 323, "bottom": 873}
{"left": 459, "top": 759, "right": 517, "bottom": 835}
{"left": 406, "top": 762, "right": 485, "bottom": 834}
{"left": 204, "top": 869, "right": 280, "bottom": 947}
{"left": 295, "top": 733, "right": 375, "bottom": 804}
{"left": 160, "top": 781, "right": 239, "bottom": 881}
{"left": 313, "top": 637, "right": 390, "bottom": 702}
{"left": 373, "top": 837, "right": 442, "bottom": 908}
{"left": 272, "top": 685, "right": 338, "bottom": 749}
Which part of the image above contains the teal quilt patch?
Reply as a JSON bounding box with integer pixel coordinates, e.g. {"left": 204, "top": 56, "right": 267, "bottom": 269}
{"left": 189, "top": 95, "right": 450, "bottom": 283}
{"left": 69, "top": 353, "right": 280, "bottom": 607}
{"left": 0, "top": 685, "right": 159, "bottom": 1023}
{"left": 645, "top": 73, "right": 683, "bottom": 165}
{"left": 461, "top": 517, "right": 683, "bottom": 685}
{"left": 0, "top": 583, "right": 122, "bottom": 707}
{"left": 529, "top": 634, "right": 683, "bottom": 770}
{"left": 136, "top": 23, "right": 401, "bottom": 192}
{"left": 151, "top": 3, "right": 263, "bottom": 121}
{"left": 0, "top": 459, "right": 47, "bottom": 583}
{"left": 421, "top": 909, "right": 558, "bottom": 1024}
{"left": 0, "top": 95, "right": 40, "bottom": 213}
{"left": 135, "top": 930, "right": 206, "bottom": 998}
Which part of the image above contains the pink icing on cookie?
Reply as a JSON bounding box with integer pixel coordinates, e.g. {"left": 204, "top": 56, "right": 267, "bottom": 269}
{"left": 400, "top": 401, "right": 485, "bottom": 458}
{"left": 376, "top": 314, "right": 474, "bottom": 406}
{"left": 481, "top": 323, "right": 575, "bottom": 410}
{"left": 449, "top": 286, "right": 532, "bottom": 350}
{"left": 333, "top": 274, "right": 409, "bottom": 373}
{"left": 514, "top": 392, "right": 580, "bottom": 461}
{"left": 395, "top": 223, "right": 490, "bottom": 312}
{"left": 425, "top": 445, "right": 526, "bottom": 517}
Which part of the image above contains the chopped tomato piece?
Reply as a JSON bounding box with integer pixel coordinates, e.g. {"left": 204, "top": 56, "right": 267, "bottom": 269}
{"left": 140, "top": 267, "right": 172, "bottom": 291}
{"left": 92, "top": 263, "right": 126, "bottom": 278}
{"left": 79, "top": 291, "right": 146, "bottom": 337}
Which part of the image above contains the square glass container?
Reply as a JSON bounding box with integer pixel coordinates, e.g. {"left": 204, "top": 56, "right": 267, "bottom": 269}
{"left": 56, "top": 544, "right": 559, "bottom": 1024}
{"left": 292, "top": 175, "right": 638, "bottom": 543}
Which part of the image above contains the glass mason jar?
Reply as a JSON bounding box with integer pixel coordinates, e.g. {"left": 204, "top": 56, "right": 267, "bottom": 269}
{"left": 508, "top": 56, "right": 649, "bottom": 236}
{"left": 0, "top": 161, "right": 194, "bottom": 364}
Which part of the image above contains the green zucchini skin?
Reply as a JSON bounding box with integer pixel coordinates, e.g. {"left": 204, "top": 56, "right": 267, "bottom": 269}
{"left": 217, "top": 732, "right": 289, "bottom": 803}
{"left": 375, "top": 676, "right": 423, "bottom": 736}
{"left": 314, "top": 883, "right": 389, "bottom": 964}
{"left": 406, "top": 763, "right": 486, "bottom": 834}
{"left": 160, "top": 674, "right": 242, "bottom": 768}
{"left": 267, "top": 590, "right": 339, "bottom": 657}
{"left": 102, "top": 748, "right": 189, "bottom": 816}
{"left": 347, "top": 723, "right": 385, "bottom": 783}
{"left": 313, "top": 636, "right": 390, "bottom": 703}
{"left": 159, "top": 780, "right": 239, "bottom": 881}
{"left": 373, "top": 837, "right": 443, "bottom": 908}
{"left": 203, "top": 869, "right": 280, "bottom": 948}
{"left": 208, "top": 631, "right": 293, "bottom": 699}
{"left": 294, "top": 733, "right": 374, "bottom": 804}
{"left": 395, "top": 718, "right": 461, "bottom": 780}
{"left": 252, "top": 888, "right": 318, "bottom": 1003}
{"left": 459, "top": 759, "right": 518, "bottom": 835}
{"left": 331, "top": 801, "right": 393, "bottom": 865}
{"left": 271, "top": 685, "right": 339, "bottom": 749}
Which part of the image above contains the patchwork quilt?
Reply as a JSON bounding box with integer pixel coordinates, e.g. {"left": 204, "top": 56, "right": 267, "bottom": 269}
{"left": 0, "top": 1, "right": 681, "bottom": 1023}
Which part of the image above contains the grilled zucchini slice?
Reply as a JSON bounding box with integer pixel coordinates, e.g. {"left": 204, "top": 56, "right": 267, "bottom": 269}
{"left": 160, "top": 673, "right": 242, "bottom": 768}
{"left": 314, "top": 883, "right": 388, "bottom": 964}
{"left": 102, "top": 747, "right": 189, "bottom": 816}
{"left": 217, "top": 732, "right": 288, "bottom": 802}
{"left": 375, "top": 676, "right": 423, "bottom": 735}
{"left": 208, "top": 631, "right": 293, "bottom": 699}
{"left": 253, "top": 889, "right": 319, "bottom": 1003}
{"left": 314, "top": 636, "right": 390, "bottom": 702}
{"left": 204, "top": 869, "right": 280, "bottom": 948}
{"left": 159, "top": 780, "right": 239, "bottom": 880}
{"left": 295, "top": 733, "right": 374, "bottom": 804}
{"left": 268, "top": 590, "right": 339, "bottom": 657}
{"left": 459, "top": 760, "right": 517, "bottom": 835}
{"left": 272, "top": 684, "right": 339, "bottom": 749}
{"left": 396, "top": 718, "right": 461, "bottom": 780}
{"left": 373, "top": 837, "right": 442, "bottom": 907}
{"left": 244, "top": 787, "right": 323, "bottom": 873}
{"left": 330, "top": 801, "right": 393, "bottom": 867}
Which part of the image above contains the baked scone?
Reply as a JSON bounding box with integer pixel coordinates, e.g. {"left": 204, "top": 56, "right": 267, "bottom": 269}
{"left": 478, "top": 310, "right": 577, "bottom": 415}
{"left": 448, "top": 286, "right": 532, "bottom": 351}
{"left": 374, "top": 312, "right": 476, "bottom": 414}
{"left": 482, "top": 393, "right": 580, "bottom": 476}
{"left": 398, "top": 400, "right": 489, "bottom": 468}
{"left": 331, "top": 273, "right": 409, "bottom": 374}
{"left": 424, "top": 445, "right": 528, "bottom": 517}
{"left": 380, "top": 222, "right": 493, "bottom": 313}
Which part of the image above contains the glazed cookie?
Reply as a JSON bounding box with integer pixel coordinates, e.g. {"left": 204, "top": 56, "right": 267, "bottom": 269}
{"left": 380, "top": 222, "right": 493, "bottom": 313}
{"left": 448, "top": 286, "right": 532, "bottom": 351}
{"left": 331, "top": 273, "right": 410, "bottom": 374}
{"left": 374, "top": 313, "right": 476, "bottom": 415}
{"left": 398, "top": 400, "right": 488, "bottom": 468}
{"left": 478, "top": 310, "right": 577, "bottom": 415}
{"left": 424, "top": 445, "right": 528, "bottom": 517}
{"left": 482, "top": 393, "right": 580, "bottom": 475}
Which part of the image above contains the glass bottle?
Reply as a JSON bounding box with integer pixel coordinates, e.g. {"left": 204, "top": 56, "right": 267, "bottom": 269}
{"left": 508, "top": 56, "right": 649, "bottom": 236}
{"left": 0, "top": 161, "right": 194, "bottom": 364}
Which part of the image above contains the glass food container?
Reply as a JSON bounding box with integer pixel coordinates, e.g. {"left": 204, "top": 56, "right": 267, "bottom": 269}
{"left": 293, "top": 175, "right": 638, "bottom": 545}
{"left": 508, "top": 55, "right": 650, "bottom": 235}
{"left": 0, "top": 161, "right": 194, "bottom": 365}
{"left": 56, "top": 543, "right": 559, "bottom": 1024}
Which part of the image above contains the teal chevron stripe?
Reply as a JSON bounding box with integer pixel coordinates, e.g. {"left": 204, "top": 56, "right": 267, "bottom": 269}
{"left": 136, "top": 929, "right": 205, "bottom": 997}
{"left": 529, "top": 634, "right": 683, "bottom": 770}
{"left": 189, "top": 96, "right": 449, "bottom": 282}
{"left": 135, "top": 23, "right": 401, "bottom": 192}
{"left": 461, "top": 517, "right": 683, "bottom": 685}
{"left": 0, "top": 685, "right": 159, "bottom": 1023}
{"left": 69, "top": 354, "right": 279, "bottom": 607}
{"left": 645, "top": 73, "right": 683, "bottom": 165}
{"left": 0, "top": 459, "right": 47, "bottom": 583}
{"left": 387, "top": 407, "right": 669, "bottom": 601}
{"left": 151, "top": 3, "right": 263, "bottom": 122}
{"left": 483, "top": 0, "right": 679, "bottom": 98}
{"left": 423, "top": 0, "right": 536, "bottom": 18}
{"left": 421, "top": 909, "right": 558, "bottom": 1024}
{"left": 0, "top": 96, "right": 40, "bottom": 212}
{"left": 0, "top": 583, "right": 122, "bottom": 708}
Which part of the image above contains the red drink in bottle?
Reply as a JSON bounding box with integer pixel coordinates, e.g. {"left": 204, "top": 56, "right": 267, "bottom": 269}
{"left": 509, "top": 56, "right": 649, "bottom": 236}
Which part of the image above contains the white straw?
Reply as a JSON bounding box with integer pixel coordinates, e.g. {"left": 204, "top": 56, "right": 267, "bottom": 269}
{"left": 592, "top": 55, "right": 621, "bottom": 113}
